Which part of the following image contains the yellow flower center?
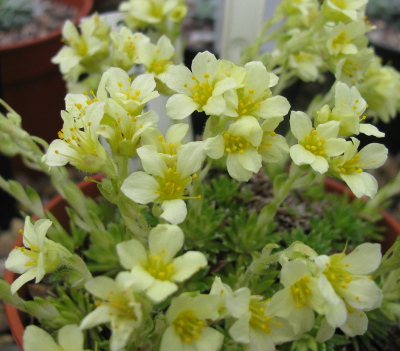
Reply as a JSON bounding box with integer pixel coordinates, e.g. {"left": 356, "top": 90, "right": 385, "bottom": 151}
{"left": 118, "top": 83, "right": 141, "bottom": 101}
{"left": 191, "top": 75, "right": 214, "bottom": 107}
{"left": 291, "top": 276, "right": 312, "bottom": 309}
{"left": 145, "top": 253, "right": 175, "bottom": 280}
{"left": 339, "top": 153, "right": 376, "bottom": 175}
{"left": 56, "top": 120, "right": 99, "bottom": 161}
{"left": 148, "top": 58, "right": 172, "bottom": 74}
{"left": 78, "top": 41, "right": 88, "bottom": 56}
{"left": 249, "top": 299, "right": 281, "bottom": 334}
{"left": 331, "top": 0, "right": 347, "bottom": 10}
{"left": 236, "top": 88, "right": 270, "bottom": 116}
{"left": 155, "top": 165, "right": 198, "bottom": 201}
{"left": 323, "top": 255, "right": 363, "bottom": 301}
{"left": 301, "top": 129, "right": 325, "bottom": 156}
{"left": 96, "top": 290, "right": 139, "bottom": 321}
{"left": 223, "top": 133, "right": 252, "bottom": 154}
{"left": 15, "top": 246, "right": 39, "bottom": 267}
{"left": 259, "top": 131, "right": 277, "bottom": 153}
{"left": 157, "top": 136, "right": 179, "bottom": 156}
{"left": 123, "top": 38, "right": 137, "bottom": 58}
{"left": 332, "top": 31, "right": 349, "bottom": 50}
{"left": 149, "top": 0, "right": 164, "bottom": 19}
{"left": 173, "top": 311, "right": 205, "bottom": 343}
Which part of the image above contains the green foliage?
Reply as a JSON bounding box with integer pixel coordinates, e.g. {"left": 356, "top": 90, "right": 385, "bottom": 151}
{"left": 282, "top": 184, "right": 384, "bottom": 254}
{"left": 203, "top": 174, "right": 252, "bottom": 210}
{"left": 352, "top": 309, "right": 398, "bottom": 351}
{"left": 40, "top": 285, "right": 95, "bottom": 331}
{"left": 0, "top": 0, "right": 33, "bottom": 31}
{"left": 83, "top": 218, "right": 125, "bottom": 275}
{"left": 39, "top": 285, "right": 109, "bottom": 351}
{"left": 221, "top": 208, "right": 275, "bottom": 255}
{"left": 180, "top": 197, "right": 225, "bottom": 256}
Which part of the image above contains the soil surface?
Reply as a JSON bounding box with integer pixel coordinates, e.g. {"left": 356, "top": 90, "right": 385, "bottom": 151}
{"left": 0, "top": 0, "right": 77, "bottom": 46}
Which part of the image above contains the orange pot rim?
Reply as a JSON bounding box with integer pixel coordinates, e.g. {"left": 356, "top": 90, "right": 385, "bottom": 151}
{"left": 0, "top": 0, "right": 94, "bottom": 52}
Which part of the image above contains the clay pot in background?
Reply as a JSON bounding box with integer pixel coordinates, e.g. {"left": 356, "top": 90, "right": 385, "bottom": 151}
{"left": 0, "top": 0, "right": 93, "bottom": 176}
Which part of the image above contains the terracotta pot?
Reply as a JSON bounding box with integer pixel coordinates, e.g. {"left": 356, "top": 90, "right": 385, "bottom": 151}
{"left": 3, "top": 173, "right": 103, "bottom": 350}
{"left": 0, "top": 0, "right": 93, "bottom": 175}
{"left": 4, "top": 176, "right": 400, "bottom": 350}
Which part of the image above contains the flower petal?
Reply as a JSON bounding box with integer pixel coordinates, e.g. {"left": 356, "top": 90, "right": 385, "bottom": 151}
{"left": 121, "top": 171, "right": 160, "bottom": 204}
{"left": 192, "top": 51, "right": 218, "bottom": 81}
{"left": 84, "top": 276, "right": 118, "bottom": 299}
{"left": 255, "top": 96, "right": 290, "bottom": 119}
{"left": 137, "top": 145, "right": 168, "bottom": 176}
{"left": 146, "top": 279, "right": 178, "bottom": 303}
{"left": 237, "top": 150, "right": 262, "bottom": 173}
{"left": 110, "top": 320, "right": 135, "bottom": 351}
{"left": 290, "top": 144, "right": 316, "bottom": 166}
{"left": 203, "top": 95, "right": 226, "bottom": 116}
{"left": 324, "top": 138, "right": 346, "bottom": 156}
{"left": 358, "top": 143, "right": 388, "bottom": 169}
{"left": 345, "top": 278, "right": 383, "bottom": 310}
{"left": 280, "top": 259, "right": 309, "bottom": 287}
{"left": 5, "top": 248, "right": 32, "bottom": 275}
{"left": 149, "top": 224, "right": 184, "bottom": 261}
{"left": 204, "top": 135, "right": 225, "bottom": 159}
{"left": 160, "top": 326, "right": 183, "bottom": 351}
{"left": 166, "top": 94, "right": 199, "bottom": 120}
{"left": 226, "top": 287, "right": 251, "bottom": 318}
{"left": 342, "top": 243, "right": 382, "bottom": 275}
{"left": 161, "top": 199, "right": 187, "bottom": 224}
{"left": 177, "top": 141, "right": 205, "bottom": 178}
{"left": 195, "top": 327, "right": 225, "bottom": 351}
{"left": 23, "top": 325, "right": 62, "bottom": 351}
{"left": 226, "top": 153, "right": 253, "bottom": 181}
{"left": 58, "top": 325, "right": 84, "bottom": 351}
{"left": 165, "top": 123, "right": 189, "bottom": 143}
{"left": 359, "top": 124, "right": 384, "bottom": 138}
{"left": 229, "top": 312, "right": 251, "bottom": 343}
{"left": 316, "top": 317, "right": 336, "bottom": 343}
{"left": 116, "top": 239, "right": 148, "bottom": 269}
{"left": 80, "top": 305, "right": 112, "bottom": 330}
{"left": 340, "top": 309, "right": 368, "bottom": 337}
{"left": 165, "top": 65, "right": 193, "bottom": 94}
{"left": 129, "top": 265, "right": 155, "bottom": 291}
{"left": 172, "top": 251, "right": 208, "bottom": 282}
{"left": 311, "top": 155, "right": 329, "bottom": 174}
{"left": 290, "top": 111, "right": 312, "bottom": 140}
{"left": 11, "top": 269, "right": 37, "bottom": 294}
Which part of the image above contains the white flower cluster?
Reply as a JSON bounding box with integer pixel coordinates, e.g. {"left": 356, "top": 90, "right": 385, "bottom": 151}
{"left": 2, "top": 0, "right": 399, "bottom": 350}
{"left": 249, "top": 0, "right": 400, "bottom": 123}
{"left": 52, "top": 16, "right": 177, "bottom": 94}
{"left": 18, "top": 234, "right": 382, "bottom": 351}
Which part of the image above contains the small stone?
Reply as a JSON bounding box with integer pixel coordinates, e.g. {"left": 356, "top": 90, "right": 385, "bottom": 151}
{"left": 0, "top": 334, "right": 14, "bottom": 351}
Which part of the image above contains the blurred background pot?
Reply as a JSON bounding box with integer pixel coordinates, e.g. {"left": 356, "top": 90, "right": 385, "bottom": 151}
{"left": 0, "top": 0, "right": 93, "bottom": 175}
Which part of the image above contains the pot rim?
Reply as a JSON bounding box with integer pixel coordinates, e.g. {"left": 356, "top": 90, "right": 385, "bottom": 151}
{"left": 0, "top": 0, "right": 94, "bottom": 52}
